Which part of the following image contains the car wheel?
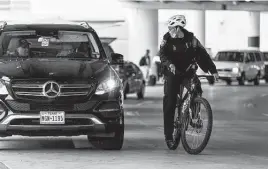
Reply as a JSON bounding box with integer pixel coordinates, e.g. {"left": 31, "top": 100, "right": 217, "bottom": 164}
{"left": 226, "top": 80, "right": 232, "bottom": 85}
{"left": 265, "top": 77, "right": 268, "bottom": 83}
{"left": 148, "top": 75, "right": 156, "bottom": 86}
{"left": 207, "top": 77, "right": 215, "bottom": 85}
{"left": 238, "top": 73, "right": 245, "bottom": 85}
{"left": 254, "top": 74, "right": 260, "bottom": 86}
{"left": 88, "top": 112, "right": 124, "bottom": 150}
{"left": 137, "top": 83, "right": 145, "bottom": 99}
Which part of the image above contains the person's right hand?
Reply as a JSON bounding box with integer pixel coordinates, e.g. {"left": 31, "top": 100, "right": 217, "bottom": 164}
{"left": 169, "top": 64, "right": 176, "bottom": 75}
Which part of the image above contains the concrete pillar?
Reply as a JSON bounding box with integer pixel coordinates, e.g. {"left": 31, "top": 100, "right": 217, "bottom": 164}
{"left": 192, "top": 10, "right": 206, "bottom": 47}
{"left": 248, "top": 11, "right": 260, "bottom": 49}
{"left": 126, "top": 8, "right": 158, "bottom": 65}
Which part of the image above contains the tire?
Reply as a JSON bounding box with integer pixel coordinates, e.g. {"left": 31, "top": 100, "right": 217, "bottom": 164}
{"left": 166, "top": 106, "right": 181, "bottom": 150}
{"left": 238, "top": 73, "right": 245, "bottom": 85}
{"left": 254, "top": 74, "right": 260, "bottom": 86}
{"left": 226, "top": 80, "right": 232, "bottom": 85}
{"left": 265, "top": 77, "right": 268, "bottom": 83}
{"left": 137, "top": 83, "right": 145, "bottom": 99}
{"left": 88, "top": 113, "right": 124, "bottom": 150}
{"left": 181, "top": 97, "right": 213, "bottom": 155}
{"left": 207, "top": 78, "right": 215, "bottom": 85}
{"left": 148, "top": 76, "right": 156, "bottom": 86}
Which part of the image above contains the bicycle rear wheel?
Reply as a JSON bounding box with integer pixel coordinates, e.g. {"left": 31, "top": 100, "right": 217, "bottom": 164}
{"left": 181, "top": 97, "right": 213, "bottom": 154}
{"left": 166, "top": 106, "right": 181, "bottom": 150}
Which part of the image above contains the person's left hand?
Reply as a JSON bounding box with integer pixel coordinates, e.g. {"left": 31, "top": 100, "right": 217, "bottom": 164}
{"left": 213, "top": 73, "right": 219, "bottom": 81}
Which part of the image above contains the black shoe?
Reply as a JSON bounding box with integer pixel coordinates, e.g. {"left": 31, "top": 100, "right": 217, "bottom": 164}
{"left": 165, "top": 135, "right": 173, "bottom": 143}
{"left": 165, "top": 139, "right": 175, "bottom": 148}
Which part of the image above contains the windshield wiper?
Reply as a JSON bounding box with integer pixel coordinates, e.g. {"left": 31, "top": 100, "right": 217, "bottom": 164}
{"left": 67, "top": 57, "right": 93, "bottom": 61}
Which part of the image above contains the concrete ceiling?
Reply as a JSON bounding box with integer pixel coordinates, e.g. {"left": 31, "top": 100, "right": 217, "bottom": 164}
{"left": 119, "top": 0, "right": 268, "bottom": 11}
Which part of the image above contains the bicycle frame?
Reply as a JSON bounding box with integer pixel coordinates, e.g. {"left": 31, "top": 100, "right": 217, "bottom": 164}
{"left": 178, "top": 74, "right": 209, "bottom": 119}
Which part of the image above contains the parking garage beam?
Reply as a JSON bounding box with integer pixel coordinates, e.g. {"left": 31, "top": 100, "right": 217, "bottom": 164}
{"left": 248, "top": 11, "right": 260, "bottom": 49}
{"left": 126, "top": 8, "right": 158, "bottom": 65}
{"left": 192, "top": 10, "right": 206, "bottom": 47}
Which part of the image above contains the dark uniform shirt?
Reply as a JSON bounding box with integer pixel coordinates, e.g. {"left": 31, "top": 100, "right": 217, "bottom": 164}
{"left": 159, "top": 28, "right": 217, "bottom": 76}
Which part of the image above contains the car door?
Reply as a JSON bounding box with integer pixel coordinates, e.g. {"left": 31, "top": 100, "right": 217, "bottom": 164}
{"left": 248, "top": 52, "right": 257, "bottom": 79}
{"left": 124, "top": 63, "right": 136, "bottom": 93}
{"left": 254, "top": 51, "right": 265, "bottom": 78}
{"left": 244, "top": 53, "right": 253, "bottom": 79}
{"left": 132, "top": 63, "right": 144, "bottom": 91}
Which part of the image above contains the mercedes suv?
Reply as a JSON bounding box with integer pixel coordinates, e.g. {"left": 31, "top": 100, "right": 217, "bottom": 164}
{"left": 0, "top": 20, "right": 125, "bottom": 150}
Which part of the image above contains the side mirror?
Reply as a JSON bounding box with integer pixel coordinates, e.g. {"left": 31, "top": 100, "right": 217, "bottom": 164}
{"left": 111, "top": 53, "right": 124, "bottom": 65}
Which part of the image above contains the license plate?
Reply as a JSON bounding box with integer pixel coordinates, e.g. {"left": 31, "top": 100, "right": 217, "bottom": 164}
{"left": 40, "top": 111, "right": 65, "bottom": 124}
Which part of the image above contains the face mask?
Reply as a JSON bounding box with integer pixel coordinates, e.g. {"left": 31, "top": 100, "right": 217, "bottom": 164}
{"left": 168, "top": 27, "right": 178, "bottom": 38}
{"left": 168, "top": 26, "right": 184, "bottom": 38}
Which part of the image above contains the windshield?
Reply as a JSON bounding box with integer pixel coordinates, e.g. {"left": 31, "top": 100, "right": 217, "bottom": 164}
{"left": 263, "top": 53, "right": 268, "bottom": 61}
{"left": 0, "top": 30, "right": 101, "bottom": 59}
{"left": 215, "top": 52, "right": 244, "bottom": 62}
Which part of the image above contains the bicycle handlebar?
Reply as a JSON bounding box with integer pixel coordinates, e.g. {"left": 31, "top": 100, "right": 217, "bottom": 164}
{"left": 168, "top": 63, "right": 218, "bottom": 81}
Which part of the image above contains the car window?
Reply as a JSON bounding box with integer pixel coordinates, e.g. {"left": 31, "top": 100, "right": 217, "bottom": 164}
{"left": 0, "top": 30, "right": 101, "bottom": 59}
{"left": 254, "top": 52, "right": 262, "bottom": 61}
{"left": 263, "top": 53, "right": 268, "bottom": 61}
{"left": 248, "top": 53, "right": 256, "bottom": 62}
{"left": 215, "top": 52, "right": 244, "bottom": 62}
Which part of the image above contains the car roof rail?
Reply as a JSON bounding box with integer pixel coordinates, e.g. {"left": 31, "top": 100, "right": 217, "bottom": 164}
{"left": 79, "top": 21, "right": 92, "bottom": 29}
{"left": 0, "top": 21, "right": 7, "bottom": 30}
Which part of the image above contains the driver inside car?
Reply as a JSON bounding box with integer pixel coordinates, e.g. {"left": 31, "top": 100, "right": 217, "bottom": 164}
{"left": 15, "top": 39, "right": 30, "bottom": 57}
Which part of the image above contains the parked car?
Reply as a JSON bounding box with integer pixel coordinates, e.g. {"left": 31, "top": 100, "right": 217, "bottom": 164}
{"left": 213, "top": 50, "right": 265, "bottom": 85}
{"left": 99, "top": 37, "right": 116, "bottom": 61}
{"left": 196, "top": 67, "right": 215, "bottom": 85}
{"left": 262, "top": 52, "right": 268, "bottom": 83}
{"left": 148, "top": 55, "right": 162, "bottom": 86}
{"left": 0, "top": 20, "right": 125, "bottom": 150}
{"left": 99, "top": 38, "right": 146, "bottom": 99}
{"left": 112, "top": 61, "right": 146, "bottom": 100}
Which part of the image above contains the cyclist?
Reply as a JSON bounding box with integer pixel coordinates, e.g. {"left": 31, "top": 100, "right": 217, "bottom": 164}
{"left": 159, "top": 15, "right": 219, "bottom": 146}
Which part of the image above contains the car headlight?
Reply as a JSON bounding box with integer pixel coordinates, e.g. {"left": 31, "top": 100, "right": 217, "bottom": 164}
{"left": 95, "top": 78, "right": 120, "bottom": 95}
{"left": 0, "top": 80, "right": 8, "bottom": 95}
{"left": 232, "top": 67, "right": 239, "bottom": 73}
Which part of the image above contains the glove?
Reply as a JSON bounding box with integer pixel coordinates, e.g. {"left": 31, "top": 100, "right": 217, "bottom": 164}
{"left": 213, "top": 73, "right": 219, "bottom": 81}
{"left": 169, "top": 64, "right": 176, "bottom": 75}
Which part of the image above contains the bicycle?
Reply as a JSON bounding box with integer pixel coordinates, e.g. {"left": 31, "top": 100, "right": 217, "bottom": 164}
{"left": 165, "top": 65, "right": 215, "bottom": 155}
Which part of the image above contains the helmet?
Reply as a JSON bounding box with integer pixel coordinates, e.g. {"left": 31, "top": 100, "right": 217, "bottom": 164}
{"left": 167, "top": 15, "right": 186, "bottom": 28}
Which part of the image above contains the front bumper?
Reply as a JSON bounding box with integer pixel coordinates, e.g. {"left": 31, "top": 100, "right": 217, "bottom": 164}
{"left": 0, "top": 95, "right": 123, "bottom": 137}
{"left": 218, "top": 71, "right": 241, "bottom": 81}
{"left": 0, "top": 113, "right": 107, "bottom": 136}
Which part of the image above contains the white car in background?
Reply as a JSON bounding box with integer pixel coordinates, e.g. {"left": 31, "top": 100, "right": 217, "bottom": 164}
{"left": 213, "top": 50, "right": 265, "bottom": 85}
{"left": 262, "top": 52, "right": 268, "bottom": 83}
{"left": 148, "top": 55, "right": 162, "bottom": 86}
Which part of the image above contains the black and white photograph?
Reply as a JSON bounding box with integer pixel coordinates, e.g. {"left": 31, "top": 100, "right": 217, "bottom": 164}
{"left": 0, "top": 0, "right": 268, "bottom": 168}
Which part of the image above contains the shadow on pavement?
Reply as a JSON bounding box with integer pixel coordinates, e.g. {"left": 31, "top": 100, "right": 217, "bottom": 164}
{"left": 125, "top": 97, "right": 162, "bottom": 102}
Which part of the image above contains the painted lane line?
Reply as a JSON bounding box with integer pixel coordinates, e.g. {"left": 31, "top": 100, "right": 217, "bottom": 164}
{"left": 262, "top": 113, "right": 268, "bottom": 117}
{"left": 261, "top": 94, "right": 268, "bottom": 97}
{"left": 125, "top": 111, "right": 140, "bottom": 117}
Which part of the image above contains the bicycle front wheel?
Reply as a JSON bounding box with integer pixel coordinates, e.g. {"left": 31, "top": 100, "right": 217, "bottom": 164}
{"left": 181, "top": 97, "right": 213, "bottom": 155}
